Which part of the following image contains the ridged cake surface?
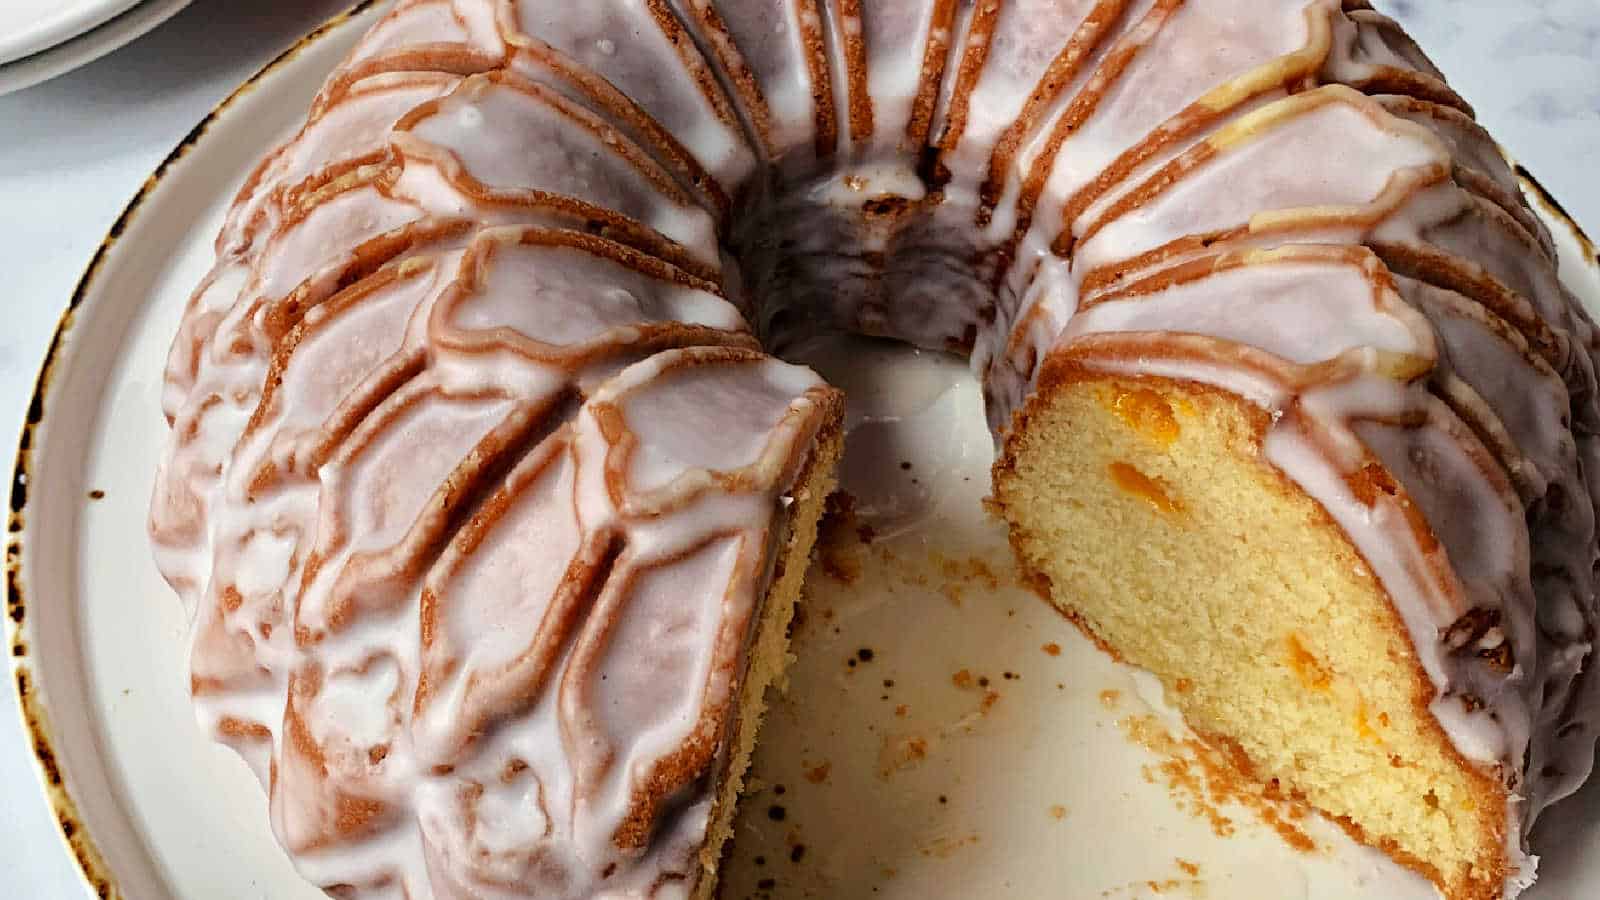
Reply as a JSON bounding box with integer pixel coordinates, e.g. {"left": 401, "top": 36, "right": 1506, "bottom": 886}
{"left": 150, "top": 2, "right": 1598, "bottom": 898}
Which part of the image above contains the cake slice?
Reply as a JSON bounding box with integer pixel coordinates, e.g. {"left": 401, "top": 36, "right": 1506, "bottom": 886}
{"left": 994, "top": 251, "right": 1526, "bottom": 899}
{"left": 993, "top": 85, "right": 1593, "bottom": 900}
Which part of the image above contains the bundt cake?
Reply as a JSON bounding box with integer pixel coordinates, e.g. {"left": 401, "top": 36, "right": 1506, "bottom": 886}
{"left": 148, "top": 1, "right": 1599, "bottom": 898}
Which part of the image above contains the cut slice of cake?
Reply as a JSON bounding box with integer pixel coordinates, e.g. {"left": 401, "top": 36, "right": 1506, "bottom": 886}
{"left": 994, "top": 244, "right": 1550, "bottom": 900}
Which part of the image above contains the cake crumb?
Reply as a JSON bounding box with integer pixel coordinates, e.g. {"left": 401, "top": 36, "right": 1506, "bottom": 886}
{"left": 1042, "top": 642, "right": 1061, "bottom": 656}
{"left": 803, "top": 761, "right": 831, "bottom": 784}
{"left": 919, "top": 833, "right": 980, "bottom": 859}
{"left": 1260, "top": 807, "right": 1317, "bottom": 853}
{"left": 1119, "top": 714, "right": 1317, "bottom": 851}
{"left": 820, "top": 544, "right": 863, "bottom": 583}
{"left": 1175, "top": 858, "right": 1200, "bottom": 877}
{"left": 1099, "top": 689, "right": 1122, "bottom": 709}
{"left": 878, "top": 733, "right": 930, "bottom": 777}
{"left": 952, "top": 669, "right": 974, "bottom": 689}
{"left": 1049, "top": 804, "right": 1068, "bottom": 820}
{"left": 817, "top": 493, "right": 865, "bottom": 583}
{"left": 969, "top": 558, "right": 1001, "bottom": 590}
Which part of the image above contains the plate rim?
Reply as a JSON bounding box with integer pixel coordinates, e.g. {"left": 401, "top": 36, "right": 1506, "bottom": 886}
{"left": 3, "top": 3, "right": 377, "bottom": 896}
{"left": 4, "top": 4, "right": 1598, "bottom": 893}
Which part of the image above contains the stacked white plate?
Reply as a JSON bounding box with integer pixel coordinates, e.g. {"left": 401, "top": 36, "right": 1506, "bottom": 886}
{"left": 0, "top": 0, "right": 192, "bottom": 96}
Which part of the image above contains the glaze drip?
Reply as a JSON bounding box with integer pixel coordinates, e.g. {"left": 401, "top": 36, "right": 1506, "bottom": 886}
{"left": 151, "top": 1, "right": 1597, "bottom": 897}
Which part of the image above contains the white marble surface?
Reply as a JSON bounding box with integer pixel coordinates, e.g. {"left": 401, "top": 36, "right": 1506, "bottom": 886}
{"left": 0, "top": 1, "right": 1596, "bottom": 896}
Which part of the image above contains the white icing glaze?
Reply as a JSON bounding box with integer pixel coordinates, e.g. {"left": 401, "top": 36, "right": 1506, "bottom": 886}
{"left": 1065, "top": 248, "right": 1434, "bottom": 366}
{"left": 1073, "top": 87, "right": 1449, "bottom": 275}
{"left": 335, "top": 0, "right": 506, "bottom": 78}
{"left": 150, "top": 1, "right": 1600, "bottom": 897}
{"left": 397, "top": 72, "right": 720, "bottom": 267}
{"left": 220, "top": 72, "right": 464, "bottom": 262}
{"left": 844, "top": 0, "right": 945, "bottom": 154}
{"left": 501, "top": 0, "right": 755, "bottom": 194}
{"left": 674, "top": 0, "right": 833, "bottom": 170}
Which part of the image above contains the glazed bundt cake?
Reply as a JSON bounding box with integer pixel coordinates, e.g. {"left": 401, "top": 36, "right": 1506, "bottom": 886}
{"left": 149, "top": 1, "right": 1599, "bottom": 898}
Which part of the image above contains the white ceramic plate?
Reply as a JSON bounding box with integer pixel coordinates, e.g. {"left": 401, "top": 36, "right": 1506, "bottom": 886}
{"left": 0, "top": 0, "right": 144, "bottom": 66}
{"left": 7, "top": 3, "right": 1600, "bottom": 898}
{"left": 0, "top": 0, "right": 190, "bottom": 97}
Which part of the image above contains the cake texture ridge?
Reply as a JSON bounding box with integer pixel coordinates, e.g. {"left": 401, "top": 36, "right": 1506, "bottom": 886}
{"left": 149, "top": 2, "right": 1599, "bottom": 898}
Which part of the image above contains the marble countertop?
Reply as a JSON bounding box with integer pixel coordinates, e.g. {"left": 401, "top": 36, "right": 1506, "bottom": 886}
{"left": 0, "top": 1, "right": 1596, "bottom": 896}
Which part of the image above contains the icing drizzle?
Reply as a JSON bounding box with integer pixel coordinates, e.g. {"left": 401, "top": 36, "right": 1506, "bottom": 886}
{"left": 151, "top": 1, "right": 1598, "bottom": 896}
